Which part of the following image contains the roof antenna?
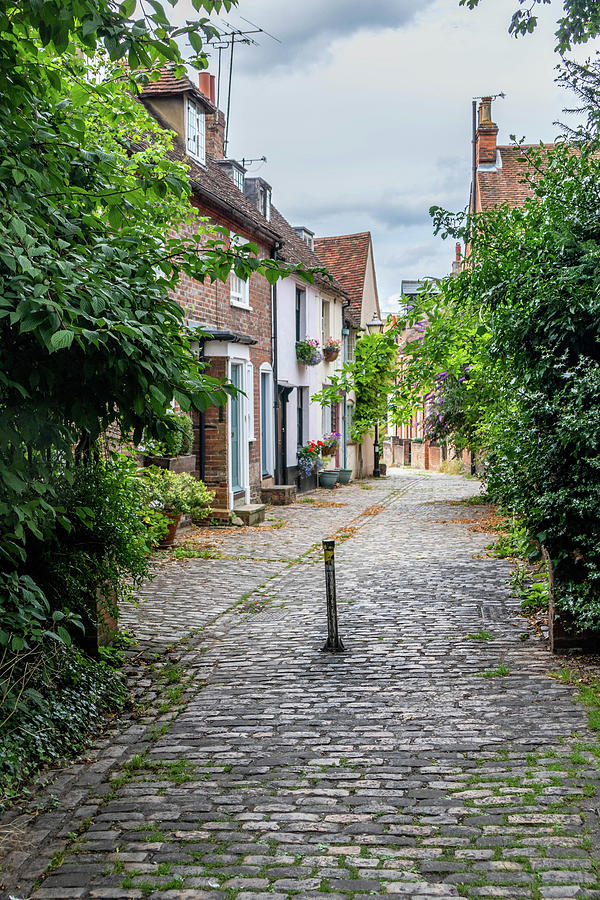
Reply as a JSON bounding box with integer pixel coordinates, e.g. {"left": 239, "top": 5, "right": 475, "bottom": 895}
{"left": 207, "top": 20, "right": 280, "bottom": 157}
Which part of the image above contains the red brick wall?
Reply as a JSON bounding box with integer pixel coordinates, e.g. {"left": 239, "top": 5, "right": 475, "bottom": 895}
{"left": 427, "top": 444, "right": 441, "bottom": 471}
{"left": 171, "top": 196, "right": 274, "bottom": 506}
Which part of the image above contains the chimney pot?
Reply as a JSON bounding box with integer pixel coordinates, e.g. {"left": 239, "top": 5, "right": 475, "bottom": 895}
{"left": 455, "top": 242, "right": 461, "bottom": 262}
{"left": 198, "top": 72, "right": 215, "bottom": 105}
{"left": 479, "top": 96, "right": 493, "bottom": 125}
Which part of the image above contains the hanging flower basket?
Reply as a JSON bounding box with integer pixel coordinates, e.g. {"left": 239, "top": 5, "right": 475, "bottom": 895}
{"left": 321, "top": 431, "right": 341, "bottom": 457}
{"left": 296, "top": 338, "right": 322, "bottom": 366}
{"left": 322, "top": 338, "right": 342, "bottom": 362}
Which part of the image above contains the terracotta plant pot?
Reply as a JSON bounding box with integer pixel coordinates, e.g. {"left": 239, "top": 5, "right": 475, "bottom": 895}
{"left": 337, "top": 468, "right": 352, "bottom": 484}
{"left": 319, "top": 470, "right": 339, "bottom": 489}
{"left": 158, "top": 511, "right": 182, "bottom": 548}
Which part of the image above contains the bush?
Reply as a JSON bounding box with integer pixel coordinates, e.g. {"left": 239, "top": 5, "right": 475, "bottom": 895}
{"left": 144, "top": 412, "right": 194, "bottom": 457}
{"left": 0, "top": 642, "right": 127, "bottom": 803}
{"left": 26, "top": 455, "right": 154, "bottom": 641}
{"left": 136, "top": 466, "right": 214, "bottom": 524}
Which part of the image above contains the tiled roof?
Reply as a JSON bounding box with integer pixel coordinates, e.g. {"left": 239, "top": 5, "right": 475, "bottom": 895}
{"left": 477, "top": 144, "right": 554, "bottom": 210}
{"left": 313, "top": 232, "right": 371, "bottom": 327}
{"left": 173, "top": 143, "right": 280, "bottom": 243}
{"left": 140, "top": 67, "right": 216, "bottom": 112}
{"left": 269, "top": 208, "right": 347, "bottom": 296}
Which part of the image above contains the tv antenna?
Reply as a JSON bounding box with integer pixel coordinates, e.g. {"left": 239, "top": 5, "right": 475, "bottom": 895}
{"left": 241, "top": 156, "right": 267, "bottom": 169}
{"left": 208, "top": 17, "right": 280, "bottom": 156}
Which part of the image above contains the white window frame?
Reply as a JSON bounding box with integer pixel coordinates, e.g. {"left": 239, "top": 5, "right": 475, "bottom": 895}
{"left": 245, "top": 361, "right": 255, "bottom": 442}
{"left": 230, "top": 234, "right": 251, "bottom": 309}
{"left": 232, "top": 165, "right": 245, "bottom": 192}
{"left": 259, "top": 363, "right": 275, "bottom": 477}
{"left": 228, "top": 354, "right": 251, "bottom": 508}
{"left": 321, "top": 300, "right": 331, "bottom": 348}
{"left": 186, "top": 97, "right": 206, "bottom": 165}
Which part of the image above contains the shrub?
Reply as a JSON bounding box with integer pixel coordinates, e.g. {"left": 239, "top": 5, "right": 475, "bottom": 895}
{"left": 136, "top": 467, "right": 213, "bottom": 524}
{"left": 144, "top": 412, "right": 194, "bottom": 457}
{"left": 0, "top": 642, "right": 126, "bottom": 803}
{"left": 26, "top": 455, "right": 154, "bottom": 641}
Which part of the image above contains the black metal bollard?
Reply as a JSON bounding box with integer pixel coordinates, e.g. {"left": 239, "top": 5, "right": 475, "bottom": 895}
{"left": 321, "top": 539, "right": 346, "bottom": 653}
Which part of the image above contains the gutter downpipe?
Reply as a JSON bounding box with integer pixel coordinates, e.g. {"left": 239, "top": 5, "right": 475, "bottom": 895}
{"left": 342, "top": 298, "right": 351, "bottom": 470}
{"left": 471, "top": 99, "right": 477, "bottom": 217}
{"left": 342, "top": 327, "right": 349, "bottom": 469}
{"left": 198, "top": 339, "right": 206, "bottom": 481}
{"left": 272, "top": 240, "right": 284, "bottom": 484}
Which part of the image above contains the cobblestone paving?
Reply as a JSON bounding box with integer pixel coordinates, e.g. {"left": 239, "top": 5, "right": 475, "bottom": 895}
{"left": 2, "top": 471, "right": 600, "bottom": 900}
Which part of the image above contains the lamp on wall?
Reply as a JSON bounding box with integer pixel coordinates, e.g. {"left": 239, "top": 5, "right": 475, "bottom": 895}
{"left": 366, "top": 315, "right": 385, "bottom": 477}
{"left": 365, "top": 315, "right": 384, "bottom": 335}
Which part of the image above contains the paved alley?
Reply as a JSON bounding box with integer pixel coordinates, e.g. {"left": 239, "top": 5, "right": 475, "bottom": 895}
{"left": 2, "top": 470, "right": 599, "bottom": 900}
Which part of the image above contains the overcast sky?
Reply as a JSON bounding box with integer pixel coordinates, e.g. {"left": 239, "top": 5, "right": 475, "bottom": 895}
{"left": 189, "top": 0, "right": 595, "bottom": 309}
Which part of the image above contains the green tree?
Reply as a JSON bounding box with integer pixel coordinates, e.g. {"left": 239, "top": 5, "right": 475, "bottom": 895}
{"left": 0, "top": 1, "right": 317, "bottom": 646}
{"left": 400, "top": 136, "right": 600, "bottom": 634}
{"left": 459, "top": 0, "right": 600, "bottom": 52}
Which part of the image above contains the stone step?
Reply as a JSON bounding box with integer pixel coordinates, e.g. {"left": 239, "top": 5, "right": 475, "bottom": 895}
{"left": 234, "top": 503, "right": 266, "bottom": 525}
{"left": 261, "top": 484, "right": 297, "bottom": 506}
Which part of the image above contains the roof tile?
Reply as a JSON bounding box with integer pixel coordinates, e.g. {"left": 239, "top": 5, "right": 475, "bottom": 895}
{"left": 140, "top": 66, "right": 216, "bottom": 112}
{"left": 477, "top": 144, "right": 554, "bottom": 210}
{"left": 313, "top": 232, "right": 371, "bottom": 327}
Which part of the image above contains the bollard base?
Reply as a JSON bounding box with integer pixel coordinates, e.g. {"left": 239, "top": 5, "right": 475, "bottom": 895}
{"left": 321, "top": 637, "right": 346, "bottom": 653}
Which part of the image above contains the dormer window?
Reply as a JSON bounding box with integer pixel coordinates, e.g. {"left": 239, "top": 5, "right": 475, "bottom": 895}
{"left": 260, "top": 184, "right": 271, "bottom": 221}
{"left": 186, "top": 97, "right": 206, "bottom": 164}
{"left": 243, "top": 177, "right": 272, "bottom": 223}
{"left": 216, "top": 159, "right": 246, "bottom": 192}
{"left": 294, "top": 226, "right": 315, "bottom": 251}
{"left": 231, "top": 166, "right": 245, "bottom": 192}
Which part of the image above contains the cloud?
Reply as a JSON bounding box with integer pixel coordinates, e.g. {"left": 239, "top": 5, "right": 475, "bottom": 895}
{"left": 227, "top": 0, "right": 435, "bottom": 71}
{"left": 285, "top": 193, "right": 428, "bottom": 231}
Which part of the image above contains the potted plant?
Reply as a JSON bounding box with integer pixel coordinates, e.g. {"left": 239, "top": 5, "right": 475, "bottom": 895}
{"left": 296, "top": 338, "right": 322, "bottom": 366}
{"left": 322, "top": 337, "right": 342, "bottom": 362}
{"left": 321, "top": 431, "right": 341, "bottom": 457}
{"left": 297, "top": 441, "right": 325, "bottom": 479}
{"left": 337, "top": 467, "right": 352, "bottom": 484}
{"left": 143, "top": 412, "right": 196, "bottom": 474}
{"left": 137, "top": 467, "right": 214, "bottom": 548}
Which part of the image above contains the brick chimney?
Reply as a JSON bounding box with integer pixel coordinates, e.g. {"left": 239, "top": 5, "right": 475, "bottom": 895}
{"left": 198, "top": 72, "right": 225, "bottom": 159}
{"left": 476, "top": 96, "right": 498, "bottom": 165}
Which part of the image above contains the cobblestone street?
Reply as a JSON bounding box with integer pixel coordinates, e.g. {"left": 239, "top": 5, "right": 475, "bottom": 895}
{"left": 2, "top": 470, "right": 600, "bottom": 900}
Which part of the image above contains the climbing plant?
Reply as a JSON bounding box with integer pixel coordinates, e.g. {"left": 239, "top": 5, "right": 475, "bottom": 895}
{"left": 313, "top": 332, "right": 399, "bottom": 441}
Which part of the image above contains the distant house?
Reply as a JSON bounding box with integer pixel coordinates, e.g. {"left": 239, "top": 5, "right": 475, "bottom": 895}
{"left": 470, "top": 96, "right": 552, "bottom": 215}
{"left": 313, "top": 232, "right": 381, "bottom": 479}
{"left": 385, "top": 278, "right": 443, "bottom": 470}
{"left": 141, "top": 69, "right": 279, "bottom": 519}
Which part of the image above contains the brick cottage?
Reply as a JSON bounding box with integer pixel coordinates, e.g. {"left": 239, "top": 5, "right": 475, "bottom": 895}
{"left": 141, "top": 69, "right": 279, "bottom": 520}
